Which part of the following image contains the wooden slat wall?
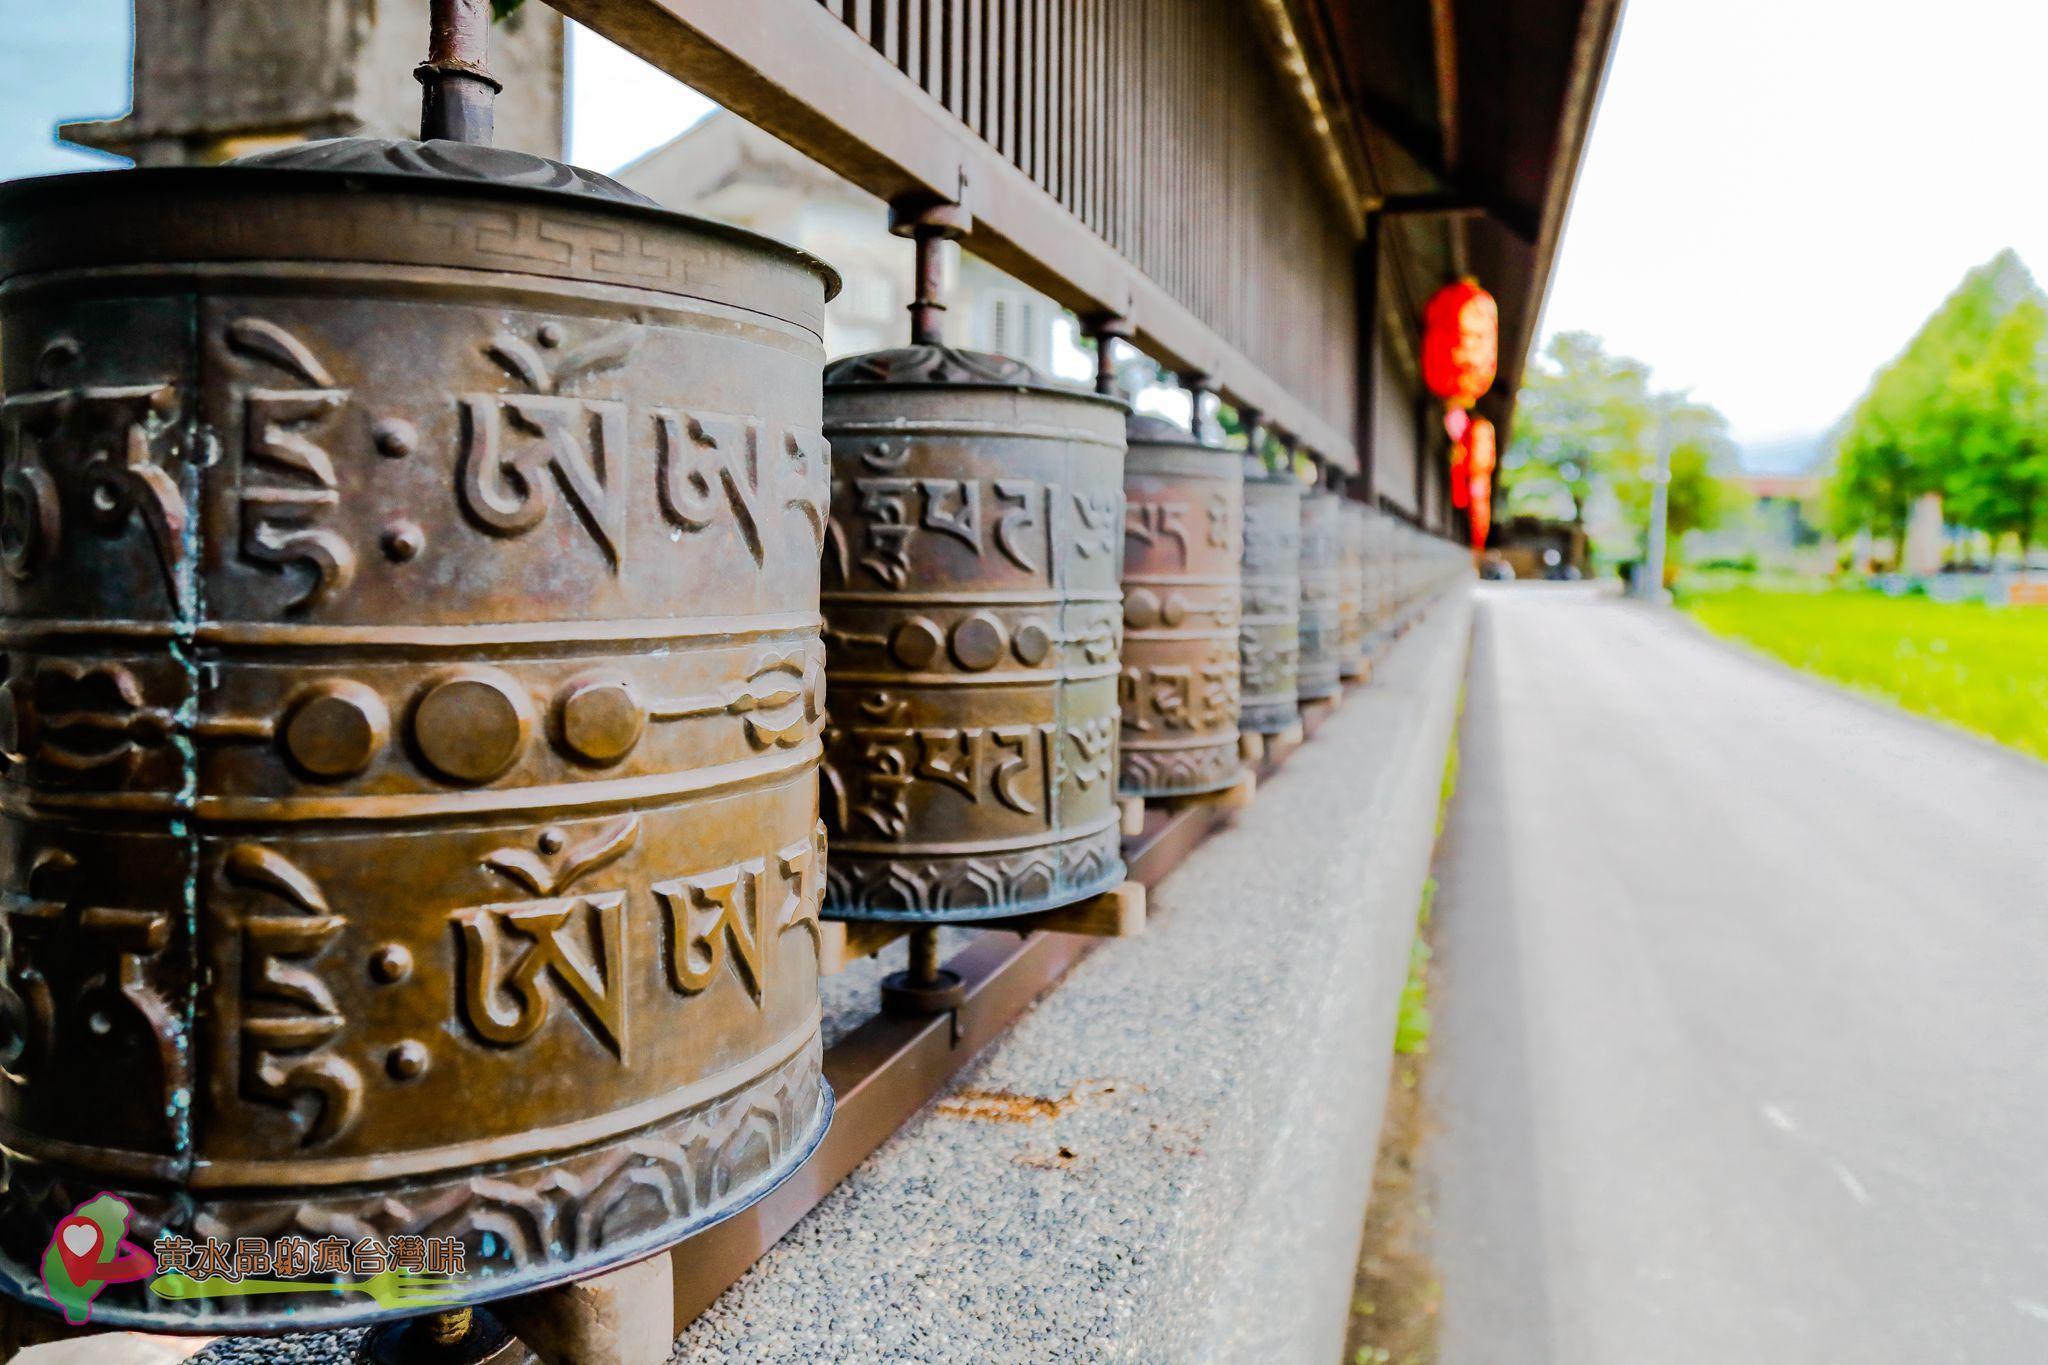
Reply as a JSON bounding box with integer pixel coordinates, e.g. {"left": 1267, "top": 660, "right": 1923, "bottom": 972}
{"left": 1372, "top": 340, "right": 1421, "bottom": 516}
{"left": 812, "top": 0, "right": 1358, "bottom": 450}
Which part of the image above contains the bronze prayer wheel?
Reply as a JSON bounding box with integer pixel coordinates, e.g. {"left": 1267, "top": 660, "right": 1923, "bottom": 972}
{"left": 1296, "top": 487, "right": 1343, "bottom": 701}
{"left": 1236, "top": 459, "right": 1304, "bottom": 734}
{"left": 819, "top": 348, "right": 1128, "bottom": 921}
{"left": 1117, "top": 415, "right": 1243, "bottom": 798}
{"left": 1364, "top": 506, "right": 1392, "bottom": 648}
{"left": 1400, "top": 523, "right": 1417, "bottom": 618}
{"left": 1338, "top": 500, "right": 1369, "bottom": 680}
{"left": 0, "top": 143, "right": 837, "bottom": 1331}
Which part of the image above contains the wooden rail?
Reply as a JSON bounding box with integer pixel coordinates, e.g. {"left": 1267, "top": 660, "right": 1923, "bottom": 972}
{"left": 548, "top": 0, "right": 1362, "bottom": 467}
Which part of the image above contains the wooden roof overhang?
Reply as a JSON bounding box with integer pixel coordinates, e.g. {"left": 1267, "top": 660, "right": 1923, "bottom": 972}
{"left": 551, "top": 0, "right": 1621, "bottom": 480}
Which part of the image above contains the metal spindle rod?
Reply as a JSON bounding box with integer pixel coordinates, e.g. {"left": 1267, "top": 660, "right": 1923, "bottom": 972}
{"left": 908, "top": 230, "right": 948, "bottom": 347}
{"left": 1181, "top": 373, "right": 1218, "bottom": 444}
{"left": 1086, "top": 315, "right": 1133, "bottom": 397}
{"left": 418, "top": 0, "right": 501, "bottom": 145}
{"left": 889, "top": 198, "right": 972, "bottom": 348}
{"left": 907, "top": 927, "right": 941, "bottom": 986}
{"left": 425, "top": 1308, "right": 473, "bottom": 1346}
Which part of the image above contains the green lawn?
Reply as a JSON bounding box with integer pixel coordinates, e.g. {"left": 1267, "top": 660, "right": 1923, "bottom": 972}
{"left": 1681, "top": 586, "right": 2048, "bottom": 762}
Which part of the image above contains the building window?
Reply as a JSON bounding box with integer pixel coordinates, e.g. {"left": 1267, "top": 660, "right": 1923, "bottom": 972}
{"left": 978, "top": 289, "right": 1044, "bottom": 367}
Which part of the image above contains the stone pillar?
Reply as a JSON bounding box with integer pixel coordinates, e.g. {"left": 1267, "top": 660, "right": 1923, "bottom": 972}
{"left": 60, "top": 0, "right": 563, "bottom": 166}
{"left": 1903, "top": 491, "right": 1945, "bottom": 575}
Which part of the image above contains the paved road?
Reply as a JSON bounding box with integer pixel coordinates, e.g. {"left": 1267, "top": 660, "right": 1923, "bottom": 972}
{"left": 1428, "top": 585, "right": 2048, "bottom": 1365}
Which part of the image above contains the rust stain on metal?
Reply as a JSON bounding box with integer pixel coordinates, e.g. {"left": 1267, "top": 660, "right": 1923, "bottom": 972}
{"left": 939, "top": 1089, "right": 1072, "bottom": 1123}
{"left": 935, "top": 1077, "right": 1127, "bottom": 1124}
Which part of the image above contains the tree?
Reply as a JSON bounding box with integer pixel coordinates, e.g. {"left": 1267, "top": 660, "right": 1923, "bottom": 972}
{"left": 1942, "top": 297, "right": 2048, "bottom": 561}
{"left": 1825, "top": 410, "right": 1918, "bottom": 564}
{"left": 1500, "top": 331, "right": 1742, "bottom": 561}
{"left": 1613, "top": 393, "right": 1746, "bottom": 550}
{"left": 1500, "top": 331, "right": 1654, "bottom": 524}
{"left": 1828, "top": 249, "right": 2048, "bottom": 562}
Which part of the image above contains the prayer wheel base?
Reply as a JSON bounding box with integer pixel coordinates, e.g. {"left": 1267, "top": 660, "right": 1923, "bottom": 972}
{"left": 824, "top": 831, "right": 1128, "bottom": 925}
{"left": 1118, "top": 739, "right": 1245, "bottom": 802}
{"left": 1241, "top": 704, "right": 1305, "bottom": 736}
{"left": 880, "top": 968, "right": 970, "bottom": 1016}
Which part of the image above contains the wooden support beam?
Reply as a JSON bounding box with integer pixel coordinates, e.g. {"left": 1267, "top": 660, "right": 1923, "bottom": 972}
{"left": 958, "top": 882, "right": 1146, "bottom": 939}
{"left": 1301, "top": 692, "right": 1344, "bottom": 725}
{"left": 1118, "top": 795, "right": 1147, "bottom": 838}
{"left": 1427, "top": 0, "right": 1467, "bottom": 274}
{"left": 1264, "top": 721, "right": 1307, "bottom": 763}
{"left": 818, "top": 920, "right": 913, "bottom": 976}
{"left": 1162, "top": 768, "right": 1257, "bottom": 815}
{"left": 0, "top": 1301, "right": 103, "bottom": 1362}
{"left": 495, "top": 1256, "right": 674, "bottom": 1365}
{"left": 1365, "top": 192, "right": 1539, "bottom": 246}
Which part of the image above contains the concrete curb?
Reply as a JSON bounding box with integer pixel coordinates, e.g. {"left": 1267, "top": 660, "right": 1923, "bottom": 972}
{"left": 676, "top": 588, "right": 1475, "bottom": 1363}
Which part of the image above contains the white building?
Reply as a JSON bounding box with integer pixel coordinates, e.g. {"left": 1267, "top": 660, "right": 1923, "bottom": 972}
{"left": 616, "top": 111, "right": 1076, "bottom": 372}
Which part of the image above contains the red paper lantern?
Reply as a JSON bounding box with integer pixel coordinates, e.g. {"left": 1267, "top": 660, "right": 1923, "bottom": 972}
{"left": 1466, "top": 417, "right": 1497, "bottom": 483}
{"left": 1449, "top": 415, "right": 1495, "bottom": 513}
{"left": 1422, "top": 279, "right": 1499, "bottom": 412}
{"left": 1465, "top": 418, "right": 1496, "bottom": 552}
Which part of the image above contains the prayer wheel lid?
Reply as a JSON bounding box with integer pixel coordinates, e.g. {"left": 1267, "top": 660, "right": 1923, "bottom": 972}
{"left": 824, "top": 343, "right": 1124, "bottom": 405}
{"left": 234, "top": 137, "right": 841, "bottom": 298}
{"left": 1124, "top": 412, "right": 1217, "bottom": 449}
{"left": 0, "top": 137, "right": 841, "bottom": 300}
{"left": 235, "top": 135, "right": 660, "bottom": 206}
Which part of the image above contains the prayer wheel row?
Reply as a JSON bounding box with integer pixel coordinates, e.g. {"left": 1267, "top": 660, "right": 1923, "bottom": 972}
{"left": 0, "top": 134, "right": 1463, "bottom": 1336}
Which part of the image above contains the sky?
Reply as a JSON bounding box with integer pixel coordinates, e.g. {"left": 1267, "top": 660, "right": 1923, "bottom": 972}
{"left": 0, "top": 0, "right": 129, "bottom": 178}
{"left": 0, "top": 5, "right": 708, "bottom": 179}
{"left": 565, "top": 23, "right": 714, "bottom": 175}
{"left": 1537, "top": 0, "right": 2048, "bottom": 466}
{"left": 7, "top": 1, "right": 2048, "bottom": 469}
